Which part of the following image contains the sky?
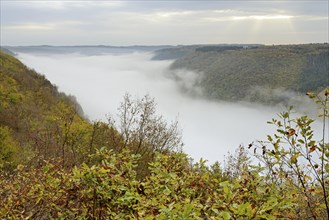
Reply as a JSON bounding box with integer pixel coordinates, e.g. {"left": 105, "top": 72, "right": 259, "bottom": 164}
{"left": 1, "top": 0, "right": 328, "bottom": 46}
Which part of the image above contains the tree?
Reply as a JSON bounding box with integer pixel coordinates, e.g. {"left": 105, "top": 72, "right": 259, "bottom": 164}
{"left": 223, "top": 145, "right": 250, "bottom": 180}
{"left": 108, "top": 93, "right": 182, "bottom": 156}
{"left": 251, "top": 89, "right": 329, "bottom": 219}
{"left": 107, "top": 93, "right": 183, "bottom": 177}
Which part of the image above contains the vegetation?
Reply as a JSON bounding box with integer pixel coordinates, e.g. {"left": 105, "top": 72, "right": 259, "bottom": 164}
{"left": 151, "top": 44, "right": 261, "bottom": 61}
{"left": 250, "top": 91, "right": 329, "bottom": 219}
{"left": 0, "top": 50, "right": 90, "bottom": 169}
{"left": 161, "top": 44, "right": 329, "bottom": 104}
{"left": 0, "top": 47, "right": 16, "bottom": 56}
{"left": 0, "top": 51, "right": 181, "bottom": 171}
{"left": 151, "top": 45, "right": 199, "bottom": 60}
{"left": 0, "top": 51, "right": 328, "bottom": 219}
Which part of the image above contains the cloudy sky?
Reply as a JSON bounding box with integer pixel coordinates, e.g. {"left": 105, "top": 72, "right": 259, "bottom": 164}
{"left": 1, "top": 0, "right": 328, "bottom": 46}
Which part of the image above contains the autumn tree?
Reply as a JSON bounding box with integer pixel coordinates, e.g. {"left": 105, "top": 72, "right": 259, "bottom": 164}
{"left": 107, "top": 93, "right": 183, "bottom": 177}
{"left": 251, "top": 89, "right": 329, "bottom": 219}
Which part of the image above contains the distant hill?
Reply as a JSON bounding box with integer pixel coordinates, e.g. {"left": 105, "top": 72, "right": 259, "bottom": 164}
{"left": 155, "top": 44, "right": 329, "bottom": 104}
{"left": 152, "top": 44, "right": 262, "bottom": 60}
{"left": 4, "top": 45, "right": 175, "bottom": 56}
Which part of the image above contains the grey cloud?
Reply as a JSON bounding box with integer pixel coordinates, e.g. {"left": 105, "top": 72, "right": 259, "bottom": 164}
{"left": 1, "top": 1, "right": 328, "bottom": 45}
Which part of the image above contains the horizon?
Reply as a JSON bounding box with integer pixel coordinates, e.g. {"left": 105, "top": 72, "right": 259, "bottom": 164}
{"left": 3, "top": 42, "right": 328, "bottom": 47}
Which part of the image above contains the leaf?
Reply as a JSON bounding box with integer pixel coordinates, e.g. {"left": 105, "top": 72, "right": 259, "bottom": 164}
{"left": 267, "top": 135, "right": 273, "bottom": 142}
{"left": 290, "top": 155, "right": 298, "bottom": 164}
{"left": 221, "top": 211, "right": 231, "bottom": 220}
{"left": 308, "top": 188, "right": 315, "bottom": 193}
{"left": 163, "top": 186, "right": 171, "bottom": 196}
{"left": 282, "top": 112, "right": 289, "bottom": 119}
{"left": 304, "top": 175, "right": 312, "bottom": 181}
{"left": 306, "top": 91, "right": 316, "bottom": 98}
{"left": 297, "top": 139, "right": 305, "bottom": 144}
{"left": 287, "top": 128, "right": 295, "bottom": 137}
{"left": 309, "top": 145, "right": 317, "bottom": 153}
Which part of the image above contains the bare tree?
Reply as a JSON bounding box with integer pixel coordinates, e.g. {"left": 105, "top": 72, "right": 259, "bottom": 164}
{"left": 108, "top": 93, "right": 182, "bottom": 157}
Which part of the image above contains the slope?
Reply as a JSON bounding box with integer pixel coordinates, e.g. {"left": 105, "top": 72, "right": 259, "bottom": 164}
{"left": 164, "top": 44, "right": 329, "bottom": 104}
{"left": 0, "top": 51, "right": 182, "bottom": 174}
{"left": 0, "top": 51, "right": 90, "bottom": 169}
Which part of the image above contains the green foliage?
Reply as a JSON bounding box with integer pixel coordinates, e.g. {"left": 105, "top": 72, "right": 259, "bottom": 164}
{"left": 151, "top": 45, "right": 199, "bottom": 60}
{"left": 0, "top": 149, "right": 296, "bottom": 219}
{"left": 0, "top": 47, "right": 16, "bottom": 56}
{"left": 252, "top": 89, "right": 329, "bottom": 219}
{"left": 0, "top": 75, "right": 21, "bottom": 109}
{"left": 169, "top": 44, "right": 329, "bottom": 104}
{"left": 0, "top": 126, "right": 20, "bottom": 171}
{"left": 0, "top": 51, "right": 92, "bottom": 168}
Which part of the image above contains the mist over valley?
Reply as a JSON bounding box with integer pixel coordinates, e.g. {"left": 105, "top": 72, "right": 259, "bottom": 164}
{"left": 1, "top": 1, "right": 329, "bottom": 217}
{"left": 12, "top": 47, "right": 291, "bottom": 163}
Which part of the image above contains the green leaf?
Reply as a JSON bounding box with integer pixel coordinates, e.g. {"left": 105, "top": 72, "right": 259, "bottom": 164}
{"left": 221, "top": 211, "right": 231, "bottom": 220}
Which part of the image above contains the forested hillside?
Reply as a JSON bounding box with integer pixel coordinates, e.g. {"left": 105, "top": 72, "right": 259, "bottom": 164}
{"left": 0, "top": 51, "right": 328, "bottom": 219}
{"left": 0, "top": 51, "right": 90, "bottom": 169}
{"left": 0, "top": 50, "right": 183, "bottom": 172}
{"left": 151, "top": 44, "right": 262, "bottom": 60}
{"left": 156, "top": 44, "right": 329, "bottom": 104}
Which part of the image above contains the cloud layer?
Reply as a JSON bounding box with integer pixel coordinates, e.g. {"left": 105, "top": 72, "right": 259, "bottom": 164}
{"left": 1, "top": 1, "right": 328, "bottom": 45}
{"left": 16, "top": 51, "right": 286, "bottom": 164}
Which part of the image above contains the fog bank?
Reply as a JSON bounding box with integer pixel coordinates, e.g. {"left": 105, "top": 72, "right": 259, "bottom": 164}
{"left": 17, "top": 52, "right": 288, "bottom": 163}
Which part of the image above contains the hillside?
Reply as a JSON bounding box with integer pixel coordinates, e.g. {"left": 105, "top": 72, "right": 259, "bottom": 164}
{"left": 151, "top": 44, "right": 262, "bottom": 60}
{"left": 0, "top": 51, "right": 182, "bottom": 172}
{"left": 157, "top": 44, "right": 329, "bottom": 104}
{"left": 0, "top": 47, "right": 16, "bottom": 56}
{"left": 0, "top": 51, "right": 328, "bottom": 219}
{"left": 0, "top": 51, "right": 90, "bottom": 169}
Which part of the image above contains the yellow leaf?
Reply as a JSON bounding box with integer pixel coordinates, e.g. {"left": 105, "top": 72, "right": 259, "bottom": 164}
{"left": 290, "top": 155, "right": 298, "bottom": 164}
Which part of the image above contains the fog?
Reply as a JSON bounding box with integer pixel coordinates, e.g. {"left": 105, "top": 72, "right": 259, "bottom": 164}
{"left": 17, "top": 51, "right": 295, "bottom": 163}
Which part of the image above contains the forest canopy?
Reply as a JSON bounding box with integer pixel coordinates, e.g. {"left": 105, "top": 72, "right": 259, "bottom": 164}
{"left": 154, "top": 44, "right": 329, "bottom": 104}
